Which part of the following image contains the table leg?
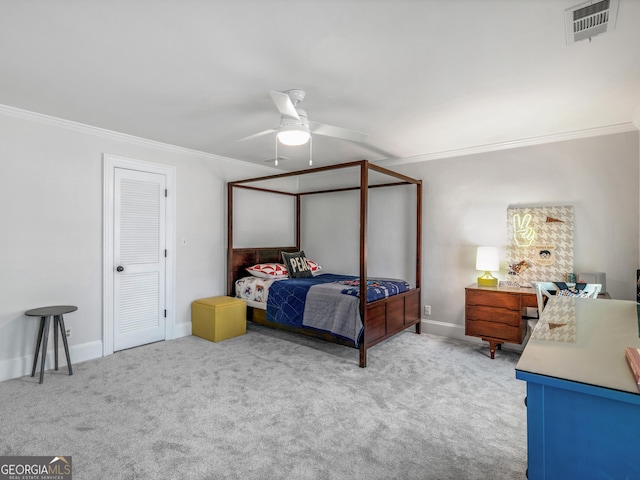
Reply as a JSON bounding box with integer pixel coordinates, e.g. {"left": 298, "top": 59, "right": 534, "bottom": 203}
{"left": 39, "top": 316, "right": 51, "bottom": 384}
{"left": 57, "top": 314, "right": 73, "bottom": 376}
{"left": 491, "top": 341, "right": 504, "bottom": 358}
{"left": 54, "top": 315, "right": 59, "bottom": 371}
{"left": 484, "top": 339, "right": 502, "bottom": 359}
{"left": 31, "top": 318, "right": 45, "bottom": 377}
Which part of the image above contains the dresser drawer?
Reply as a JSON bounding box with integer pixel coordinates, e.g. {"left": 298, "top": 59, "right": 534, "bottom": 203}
{"left": 466, "top": 289, "right": 520, "bottom": 310}
{"left": 521, "top": 293, "right": 538, "bottom": 309}
{"left": 466, "top": 305, "right": 521, "bottom": 326}
{"left": 466, "top": 319, "right": 522, "bottom": 343}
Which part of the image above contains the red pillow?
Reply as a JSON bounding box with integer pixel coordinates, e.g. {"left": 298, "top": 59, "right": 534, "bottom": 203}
{"left": 246, "top": 260, "right": 322, "bottom": 278}
{"left": 246, "top": 263, "right": 288, "bottom": 279}
{"left": 307, "top": 260, "right": 322, "bottom": 274}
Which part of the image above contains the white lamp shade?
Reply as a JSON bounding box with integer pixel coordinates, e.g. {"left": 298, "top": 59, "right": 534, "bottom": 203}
{"left": 476, "top": 246, "right": 499, "bottom": 272}
{"left": 277, "top": 124, "right": 311, "bottom": 146}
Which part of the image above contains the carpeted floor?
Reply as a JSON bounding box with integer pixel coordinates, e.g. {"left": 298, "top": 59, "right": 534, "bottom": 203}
{"left": 0, "top": 323, "right": 527, "bottom": 479}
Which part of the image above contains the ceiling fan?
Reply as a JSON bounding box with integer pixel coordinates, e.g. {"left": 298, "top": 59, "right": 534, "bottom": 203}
{"left": 240, "top": 89, "right": 368, "bottom": 147}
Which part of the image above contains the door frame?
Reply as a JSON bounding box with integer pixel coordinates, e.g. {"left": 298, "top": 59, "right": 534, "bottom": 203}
{"left": 103, "top": 154, "right": 176, "bottom": 356}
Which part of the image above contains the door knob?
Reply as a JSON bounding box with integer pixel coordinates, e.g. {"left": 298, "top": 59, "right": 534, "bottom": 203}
{"left": 116, "top": 266, "right": 124, "bottom": 272}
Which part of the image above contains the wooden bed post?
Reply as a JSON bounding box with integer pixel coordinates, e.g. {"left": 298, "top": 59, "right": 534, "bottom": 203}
{"left": 227, "top": 182, "right": 234, "bottom": 296}
{"left": 359, "top": 161, "right": 368, "bottom": 368}
{"left": 416, "top": 181, "right": 422, "bottom": 334}
{"left": 296, "top": 194, "right": 301, "bottom": 250}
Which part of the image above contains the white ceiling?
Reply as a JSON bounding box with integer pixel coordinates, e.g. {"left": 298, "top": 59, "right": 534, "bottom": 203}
{"left": 1, "top": 0, "right": 639, "bottom": 171}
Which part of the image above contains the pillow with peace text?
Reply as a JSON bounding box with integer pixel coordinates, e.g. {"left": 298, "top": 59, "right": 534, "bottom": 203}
{"left": 281, "top": 250, "right": 313, "bottom": 278}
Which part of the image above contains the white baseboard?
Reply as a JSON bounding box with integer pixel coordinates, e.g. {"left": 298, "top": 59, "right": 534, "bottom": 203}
{"left": 173, "top": 321, "right": 192, "bottom": 339}
{"left": 421, "top": 318, "right": 524, "bottom": 353}
{"left": 0, "top": 324, "right": 195, "bottom": 383}
{"left": 0, "top": 340, "right": 103, "bottom": 383}
{"left": 421, "top": 318, "right": 467, "bottom": 339}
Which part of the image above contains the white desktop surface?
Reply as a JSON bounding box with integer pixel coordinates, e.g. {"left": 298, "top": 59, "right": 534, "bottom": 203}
{"left": 516, "top": 297, "right": 640, "bottom": 394}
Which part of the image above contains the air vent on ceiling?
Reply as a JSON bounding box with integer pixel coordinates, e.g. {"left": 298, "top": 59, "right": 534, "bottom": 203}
{"left": 565, "top": 0, "right": 619, "bottom": 45}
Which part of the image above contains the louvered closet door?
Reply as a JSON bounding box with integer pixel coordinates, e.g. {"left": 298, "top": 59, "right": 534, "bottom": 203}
{"left": 113, "top": 168, "right": 166, "bottom": 351}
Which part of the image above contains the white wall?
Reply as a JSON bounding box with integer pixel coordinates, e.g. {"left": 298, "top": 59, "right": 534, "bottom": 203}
{"left": 301, "top": 186, "right": 417, "bottom": 281}
{"left": 390, "top": 131, "right": 640, "bottom": 340}
{"left": 1, "top": 107, "right": 638, "bottom": 381}
{"left": 0, "top": 109, "right": 275, "bottom": 381}
{"left": 232, "top": 188, "right": 296, "bottom": 248}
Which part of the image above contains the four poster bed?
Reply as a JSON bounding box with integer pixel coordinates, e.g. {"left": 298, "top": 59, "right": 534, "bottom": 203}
{"left": 227, "top": 160, "right": 422, "bottom": 367}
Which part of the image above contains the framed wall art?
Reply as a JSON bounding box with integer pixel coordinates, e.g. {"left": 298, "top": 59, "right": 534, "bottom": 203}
{"left": 506, "top": 205, "right": 574, "bottom": 286}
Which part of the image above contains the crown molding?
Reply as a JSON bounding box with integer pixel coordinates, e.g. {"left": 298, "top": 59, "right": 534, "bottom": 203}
{"left": 0, "top": 103, "right": 277, "bottom": 173}
{"left": 2, "top": 103, "right": 636, "bottom": 171}
{"left": 378, "top": 122, "right": 639, "bottom": 168}
{"left": 633, "top": 106, "right": 640, "bottom": 131}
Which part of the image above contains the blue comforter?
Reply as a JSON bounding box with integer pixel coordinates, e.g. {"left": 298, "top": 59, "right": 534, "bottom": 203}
{"left": 265, "top": 274, "right": 412, "bottom": 342}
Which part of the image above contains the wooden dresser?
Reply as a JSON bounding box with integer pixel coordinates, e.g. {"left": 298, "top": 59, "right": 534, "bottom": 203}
{"left": 465, "top": 284, "right": 537, "bottom": 358}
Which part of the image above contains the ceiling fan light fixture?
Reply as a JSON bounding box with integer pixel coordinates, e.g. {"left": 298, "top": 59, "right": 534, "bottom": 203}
{"left": 277, "top": 123, "right": 310, "bottom": 146}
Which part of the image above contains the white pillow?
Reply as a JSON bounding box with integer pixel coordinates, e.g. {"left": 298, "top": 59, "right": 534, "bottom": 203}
{"left": 246, "top": 263, "right": 288, "bottom": 279}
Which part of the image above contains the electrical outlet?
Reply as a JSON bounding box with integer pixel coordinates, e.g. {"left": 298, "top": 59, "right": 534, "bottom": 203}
{"left": 424, "top": 305, "right": 431, "bottom": 316}
{"left": 65, "top": 328, "right": 71, "bottom": 338}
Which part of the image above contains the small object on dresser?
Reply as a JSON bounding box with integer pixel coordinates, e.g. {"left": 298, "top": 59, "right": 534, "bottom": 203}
{"left": 625, "top": 347, "right": 640, "bottom": 392}
{"left": 476, "top": 247, "right": 499, "bottom": 287}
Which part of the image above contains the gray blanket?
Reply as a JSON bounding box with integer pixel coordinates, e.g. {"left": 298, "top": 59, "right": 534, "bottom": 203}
{"left": 302, "top": 282, "right": 363, "bottom": 344}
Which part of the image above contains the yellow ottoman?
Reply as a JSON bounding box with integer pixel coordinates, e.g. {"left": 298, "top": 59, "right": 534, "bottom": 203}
{"left": 191, "top": 296, "right": 246, "bottom": 342}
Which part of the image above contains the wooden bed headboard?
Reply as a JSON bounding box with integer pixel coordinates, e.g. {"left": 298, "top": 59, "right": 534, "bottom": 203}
{"left": 227, "top": 246, "right": 299, "bottom": 296}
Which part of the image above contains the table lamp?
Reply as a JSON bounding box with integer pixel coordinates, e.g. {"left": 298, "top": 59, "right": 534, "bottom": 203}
{"left": 476, "top": 246, "right": 499, "bottom": 286}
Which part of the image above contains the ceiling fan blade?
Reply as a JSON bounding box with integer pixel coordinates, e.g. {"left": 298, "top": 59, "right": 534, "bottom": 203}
{"left": 309, "top": 121, "right": 367, "bottom": 143}
{"left": 238, "top": 128, "right": 276, "bottom": 142}
{"left": 359, "top": 142, "right": 397, "bottom": 160}
{"left": 264, "top": 156, "right": 289, "bottom": 163}
{"left": 270, "top": 91, "right": 300, "bottom": 120}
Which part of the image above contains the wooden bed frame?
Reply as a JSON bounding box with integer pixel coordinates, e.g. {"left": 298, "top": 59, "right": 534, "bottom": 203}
{"left": 227, "top": 160, "right": 422, "bottom": 367}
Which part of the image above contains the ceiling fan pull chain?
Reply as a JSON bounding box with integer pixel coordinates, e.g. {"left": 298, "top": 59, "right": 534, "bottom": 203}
{"left": 275, "top": 136, "right": 278, "bottom": 166}
{"left": 309, "top": 135, "right": 313, "bottom": 166}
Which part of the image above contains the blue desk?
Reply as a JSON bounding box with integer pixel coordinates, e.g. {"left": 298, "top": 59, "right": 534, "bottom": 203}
{"left": 515, "top": 298, "right": 640, "bottom": 479}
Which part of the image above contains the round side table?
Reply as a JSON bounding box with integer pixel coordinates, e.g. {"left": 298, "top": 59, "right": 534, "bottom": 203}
{"left": 25, "top": 305, "right": 77, "bottom": 384}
